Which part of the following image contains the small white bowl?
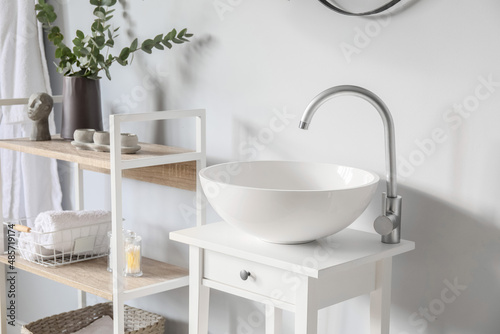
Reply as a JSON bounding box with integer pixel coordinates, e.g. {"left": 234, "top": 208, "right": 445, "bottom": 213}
{"left": 121, "top": 133, "right": 138, "bottom": 147}
{"left": 73, "top": 129, "right": 95, "bottom": 143}
{"left": 94, "top": 131, "right": 110, "bottom": 146}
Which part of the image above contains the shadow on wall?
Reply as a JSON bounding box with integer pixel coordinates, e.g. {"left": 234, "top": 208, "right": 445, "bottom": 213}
{"left": 171, "top": 180, "right": 500, "bottom": 334}
{"left": 149, "top": 35, "right": 216, "bottom": 147}
{"left": 391, "top": 184, "right": 500, "bottom": 334}
{"left": 108, "top": 0, "right": 216, "bottom": 146}
{"left": 177, "top": 35, "right": 216, "bottom": 86}
{"left": 108, "top": 34, "right": 216, "bottom": 147}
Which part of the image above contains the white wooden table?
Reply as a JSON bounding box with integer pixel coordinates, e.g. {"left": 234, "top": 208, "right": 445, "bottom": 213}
{"left": 170, "top": 222, "right": 414, "bottom": 334}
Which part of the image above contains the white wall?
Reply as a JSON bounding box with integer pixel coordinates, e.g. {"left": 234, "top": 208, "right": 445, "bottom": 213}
{"left": 21, "top": 0, "right": 500, "bottom": 333}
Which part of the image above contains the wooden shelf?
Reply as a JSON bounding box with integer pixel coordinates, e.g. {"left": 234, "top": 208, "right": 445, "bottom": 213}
{"left": 0, "top": 255, "right": 189, "bottom": 301}
{"left": 0, "top": 136, "right": 196, "bottom": 191}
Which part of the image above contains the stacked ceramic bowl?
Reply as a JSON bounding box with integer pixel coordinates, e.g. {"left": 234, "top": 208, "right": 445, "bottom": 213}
{"left": 71, "top": 129, "right": 141, "bottom": 154}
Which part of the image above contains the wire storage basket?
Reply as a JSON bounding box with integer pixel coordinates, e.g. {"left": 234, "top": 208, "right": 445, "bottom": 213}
{"left": 21, "top": 302, "right": 166, "bottom": 334}
{"left": 6, "top": 218, "right": 111, "bottom": 267}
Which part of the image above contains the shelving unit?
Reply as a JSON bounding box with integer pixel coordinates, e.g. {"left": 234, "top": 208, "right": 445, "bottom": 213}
{"left": 0, "top": 108, "right": 206, "bottom": 334}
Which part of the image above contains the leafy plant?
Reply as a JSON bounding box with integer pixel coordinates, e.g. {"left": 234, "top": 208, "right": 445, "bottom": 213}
{"left": 35, "top": 0, "right": 192, "bottom": 80}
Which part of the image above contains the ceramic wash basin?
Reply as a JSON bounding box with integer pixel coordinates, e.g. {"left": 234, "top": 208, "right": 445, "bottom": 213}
{"left": 199, "top": 161, "right": 380, "bottom": 244}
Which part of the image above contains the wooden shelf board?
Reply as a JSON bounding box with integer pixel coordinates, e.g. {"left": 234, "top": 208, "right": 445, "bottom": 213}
{"left": 0, "top": 255, "right": 188, "bottom": 300}
{"left": 0, "top": 136, "right": 197, "bottom": 191}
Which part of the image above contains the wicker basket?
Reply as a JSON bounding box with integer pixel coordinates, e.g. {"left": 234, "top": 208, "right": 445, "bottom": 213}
{"left": 21, "top": 302, "right": 165, "bottom": 334}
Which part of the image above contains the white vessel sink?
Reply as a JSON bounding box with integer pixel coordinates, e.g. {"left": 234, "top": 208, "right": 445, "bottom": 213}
{"left": 199, "top": 161, "right": 380, "bottom": 244}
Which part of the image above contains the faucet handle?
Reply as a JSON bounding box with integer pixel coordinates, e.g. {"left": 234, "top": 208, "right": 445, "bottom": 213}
{"left": 374, "top": 214, "right": 398, "bottom": 236}
{"left": 374, "top": 194, "right": 402, "bottom": 243}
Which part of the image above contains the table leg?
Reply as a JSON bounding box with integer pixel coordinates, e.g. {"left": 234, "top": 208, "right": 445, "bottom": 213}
{"left": 189, "top": 246, "right": 210, "bottom": 334}
{"left": 295, "top": 277, "right": 318, "bottom": 334}
{"left": 370, "top": 258, "right": 393, "bottom": 334}
{"left": 265, "top": 305, "right": 282, "bottom": 334}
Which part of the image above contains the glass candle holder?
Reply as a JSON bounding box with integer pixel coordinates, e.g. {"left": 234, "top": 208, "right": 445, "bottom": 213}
{"left": 107, "top": 229, "right": 133, "bottom": 273}
{"left": 124, "top": 233, "right": 142, "bottom": 277}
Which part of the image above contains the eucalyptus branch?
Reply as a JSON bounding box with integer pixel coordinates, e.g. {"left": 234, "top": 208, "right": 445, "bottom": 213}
{"left": 35, "top": 0, "right": 193, "bottom": 80}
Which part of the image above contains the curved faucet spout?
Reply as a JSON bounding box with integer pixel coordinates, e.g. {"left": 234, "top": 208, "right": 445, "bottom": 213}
{"left": 299, "top": 85, "right": 397, "bottom": 198}
{"left": 299, "top": 85, "right": 401, "bottom": 244}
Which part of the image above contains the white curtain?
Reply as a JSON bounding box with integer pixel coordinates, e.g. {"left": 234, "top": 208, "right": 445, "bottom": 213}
{"left": 0, "top": 0, "right": 62, "bottom": 220}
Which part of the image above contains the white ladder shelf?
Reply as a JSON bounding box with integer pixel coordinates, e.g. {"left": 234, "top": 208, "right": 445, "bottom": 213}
{"left": 0, "top": 100, "right": 206, "bottom": 334}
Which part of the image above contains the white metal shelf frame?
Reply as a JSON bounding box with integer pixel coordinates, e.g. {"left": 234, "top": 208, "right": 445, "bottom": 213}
{"left": 0, "top": 98, "right": 206, "bottom": 334}
{"left": 106, "top": 109, "right": 206, "bottom": 334}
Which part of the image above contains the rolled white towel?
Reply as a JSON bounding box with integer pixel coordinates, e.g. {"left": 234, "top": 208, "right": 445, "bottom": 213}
{"left": 35, "top": 210, "right": 111, "bottom": 253}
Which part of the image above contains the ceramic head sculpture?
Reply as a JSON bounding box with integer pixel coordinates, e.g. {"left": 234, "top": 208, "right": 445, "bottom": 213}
{"left": 27, "top": 92, "right": 53, "bottom": 141}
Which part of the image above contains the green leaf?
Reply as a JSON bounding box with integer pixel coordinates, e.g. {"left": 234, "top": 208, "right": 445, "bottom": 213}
{"left": 185, "top": 33, "right": 193, "bottom": 38}
{"left": 104, "top": 67, "right": 112, "bottom": 80}
{"left": 106, "top": 9, "right": 116, "bottom": 15}
{"left": 172, "top": 37, "right": 184, "bottom": 44}
{"left": 47, "top": 10, "right": 57, "bottom": 22}
{"left": 73, "top": 37, "right": 82, "bottom": 47}
{"left": 55, "top": 47, "right": 62, "bottom": 58}
{"left": 35, "top": 2, "right": 57, "bottom": 25}
{"left": 79, "top": 56, "right": 89, "bottom": 67}
{"left": 91, "top": 46, "right": 100, "bottom": 57}
{"left": 91, "top": 21, "right": 104, "bottom": 33}
{"left": 119, "top": 47, "right": 130, "bottom": 60}
{"left": 162, "top": 40, "right": 172, "bottom": 49}
{"left": 76, "top": 30, "right": 85, "bottom": 39}
{"left": 130, "top": 38, "right": 138, "bottom": 51}
{"left": 90, "top": 0, "right": 100, "bottom": 5}
{"left": 164, "top": 30, "right": 175, "bottom": 41}
{"left": 116, "top": 58, "right": 128, "bottom": 66}
{"left": 73, "top": 46, "right": 81, "bottom": 57}
{"left": 94, "top": 35, "right": 105, "bottom": 47}
{"left": 93, "top": 7, "right": 106, "bottom": 19}
{"left": 141, "top": 45, "right": 153, "bottom": 54}
{"left": 141, "top": 39, "right": 155, "bottom": 54}
{"left": 178, "top": 28, "right": 187, "bottom": 37}
{"left": 61, "top": 46, "right": 72, "bottom": 57}
{"left": 154, "top": 34, "right": 163, "bottom": 44}
{"left": 141, "top": 39, "right": 155, "bottom": 48}
{"left": 48, "top": 27, "right": 64, "bottom": 45}
{"left": 49, "top": 26, "right": 60, "bottom": 35}
{"left": 36, "top": 12, "right": 51, "bottom": 24}
{"left": 154, "top": 43, "right": 164, "bottom": 50}
{"left": 80, "top": 48, "right": 90, "bottom": 56}
{"left": 105, "top": 39, "right": 114, "bottom": 47}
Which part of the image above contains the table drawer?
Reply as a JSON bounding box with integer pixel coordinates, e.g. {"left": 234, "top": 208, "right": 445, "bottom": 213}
{"left": 203, "top": 250, "right": 297, "bottom": 304}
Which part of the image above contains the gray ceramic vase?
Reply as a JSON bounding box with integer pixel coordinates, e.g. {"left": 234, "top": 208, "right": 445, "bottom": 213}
{"left": 61, "top": 77, "right": 103, "bottom": 140}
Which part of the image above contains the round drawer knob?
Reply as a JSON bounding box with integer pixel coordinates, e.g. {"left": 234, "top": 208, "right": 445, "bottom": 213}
{"left": 240, "top": 270, "right": 251, "bottom": 281}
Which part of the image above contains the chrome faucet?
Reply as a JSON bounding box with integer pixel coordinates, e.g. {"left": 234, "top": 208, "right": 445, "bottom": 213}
{"left": 299, "top": 85, "right": 402, "bottom": 244}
